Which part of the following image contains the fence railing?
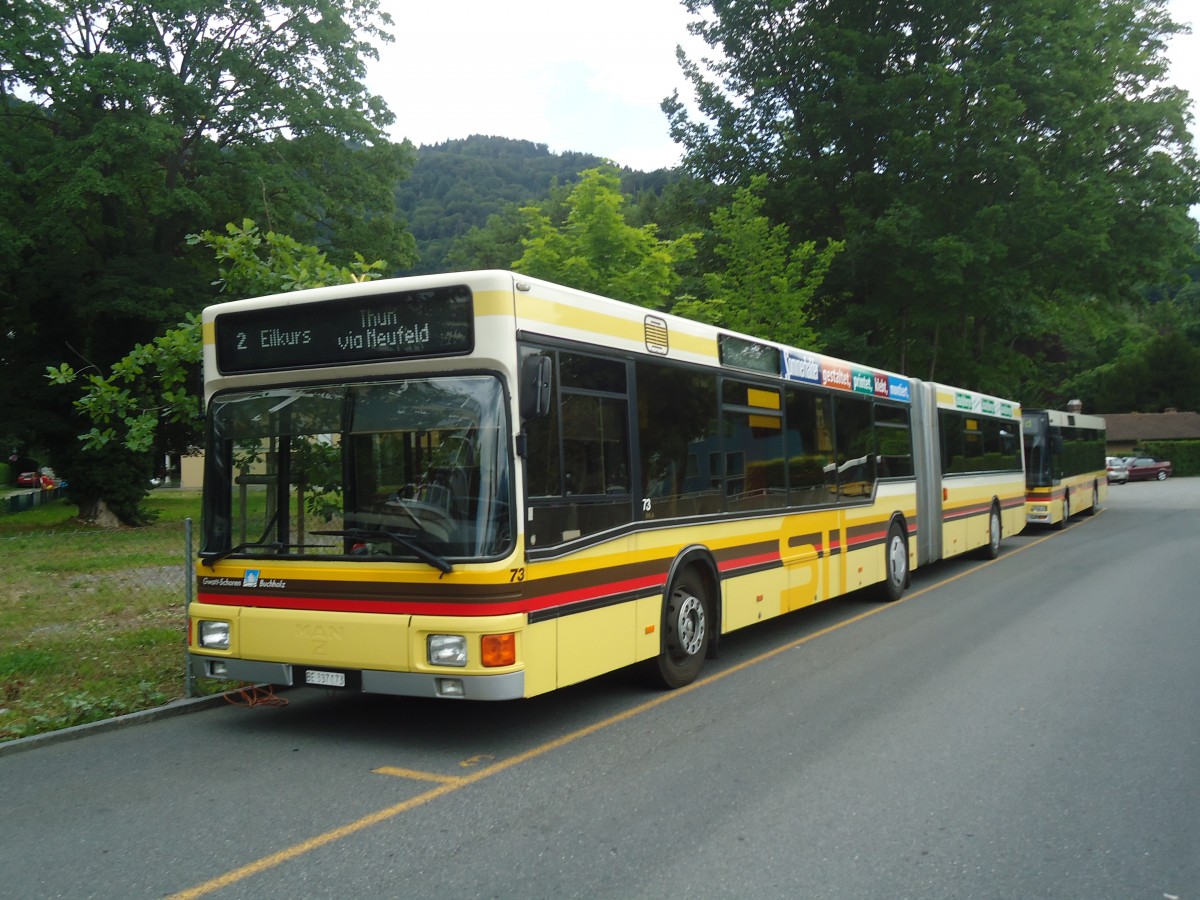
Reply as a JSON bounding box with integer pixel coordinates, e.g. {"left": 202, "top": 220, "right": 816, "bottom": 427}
{"left": 3, "top": 487, "right": 63, "bottom": 514}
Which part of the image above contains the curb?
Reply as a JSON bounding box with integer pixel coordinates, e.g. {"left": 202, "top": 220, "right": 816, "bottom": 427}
{"left": 0, "top": 691, "right": 237, "bottom": 759}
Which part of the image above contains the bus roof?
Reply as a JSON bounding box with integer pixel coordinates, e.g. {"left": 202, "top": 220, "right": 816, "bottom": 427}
{"left": 202, "top": 269, "right": 1021, "bottom": 416}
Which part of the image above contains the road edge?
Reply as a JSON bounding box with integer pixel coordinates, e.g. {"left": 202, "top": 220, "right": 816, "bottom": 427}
{"left": 0, "top": 692, "right": 238, "bottom": 759}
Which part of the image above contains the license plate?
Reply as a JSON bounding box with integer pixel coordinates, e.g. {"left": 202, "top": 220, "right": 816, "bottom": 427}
{"left": 305, "top": 669, "right": 346, "bottom": 688}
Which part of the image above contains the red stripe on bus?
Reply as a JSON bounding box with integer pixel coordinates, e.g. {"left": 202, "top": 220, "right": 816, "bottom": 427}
{"left": 195, "top": 548, "right": 788, "bottom": 617}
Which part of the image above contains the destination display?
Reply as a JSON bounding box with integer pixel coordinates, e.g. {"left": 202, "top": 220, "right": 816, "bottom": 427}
{"left": 718, "top": 333, "right": 781, "bottom": 374}
{"left": 214, "top": 284, "right": 474, "bottom": 374}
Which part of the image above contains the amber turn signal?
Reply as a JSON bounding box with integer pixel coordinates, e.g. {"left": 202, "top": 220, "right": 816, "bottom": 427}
{"left": 481, "top": 632, "right": 516, "bottom": 667}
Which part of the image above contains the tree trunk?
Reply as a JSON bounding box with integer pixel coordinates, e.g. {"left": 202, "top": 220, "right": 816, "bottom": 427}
{"left": 77, "top": 499, "right": 124, "bottom": 529}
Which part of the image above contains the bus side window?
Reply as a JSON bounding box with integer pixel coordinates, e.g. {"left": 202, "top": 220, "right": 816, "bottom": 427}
{"left": 783, "top": 387, "right": 834, "bottom": 508}
{"left": 721, "top": 380, "right": 785, "bottom": 512}
{"left": 874, "top": 403, "right": 914, "bottom": 478}
{"left": 524, "top": 349, "right": 634, "bottom": 548}
{"left": 636, "top": 362, "right": 721, "bottom": 518}
{"left": 832, "top": 395, "right": 877, "bottom": 499}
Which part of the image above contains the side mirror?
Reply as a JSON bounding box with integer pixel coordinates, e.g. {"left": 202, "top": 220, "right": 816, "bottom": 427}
{"left": 519, "top": 355, "right": 552, "bottom": 419}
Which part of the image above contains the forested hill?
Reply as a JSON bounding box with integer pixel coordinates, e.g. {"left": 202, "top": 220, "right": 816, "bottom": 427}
{"left": 395, "top": 135, "right": 608, "bottom": 274}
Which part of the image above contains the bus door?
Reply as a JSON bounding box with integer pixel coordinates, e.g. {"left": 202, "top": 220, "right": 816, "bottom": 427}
{"left": 780, "top": 521, "right": 823, "bottom": 611}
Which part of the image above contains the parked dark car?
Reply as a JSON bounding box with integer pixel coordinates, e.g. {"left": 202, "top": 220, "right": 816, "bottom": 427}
{"left": 1106, "top": 457, "right": 1129, "bottom": 484}
{"left": 1125, "top": 456, "right": 1172, "bottom": 481}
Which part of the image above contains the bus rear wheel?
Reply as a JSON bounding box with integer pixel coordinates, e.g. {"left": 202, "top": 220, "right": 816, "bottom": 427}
{"left": 653, "top": 571, "right": 711, "bottom": 689}
{"left": 879, "top": 521, "right": 908, "bottom": 602}
{"left": 981, "top": 504, "right": 1002, "bottom": 559}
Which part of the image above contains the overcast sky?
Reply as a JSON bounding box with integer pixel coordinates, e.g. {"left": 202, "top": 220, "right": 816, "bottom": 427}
{"left": 366, "top": 0, "right": 1200, "bottom": 172}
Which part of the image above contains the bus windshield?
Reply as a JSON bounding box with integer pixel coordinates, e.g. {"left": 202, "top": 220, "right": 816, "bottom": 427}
{"left": 1022, "top": 413, "right": 1051, "bottom": 487}
{"left": 201, "top": 375, "right": 512, "bottom": 565}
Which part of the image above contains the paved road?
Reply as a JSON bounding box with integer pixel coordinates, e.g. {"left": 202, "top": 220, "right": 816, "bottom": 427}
{"left": 2, "top": 479, "right": 1198, "bottom": 899}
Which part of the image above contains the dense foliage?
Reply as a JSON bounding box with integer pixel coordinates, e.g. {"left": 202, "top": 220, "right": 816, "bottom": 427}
{"left": 1, "top": 0, "right": 413, "bottom": 489}
{"left": 664, "top": 0, "right": 1200, "bottom": 401}
{"left": 393, "top": 135, "right": 692, "bottom": 273}
{"left": 672, "top": 175, "right": 841, "bottom": 351}
{"left": 46, "top": 222, "right": 389, "bottom": 524}
{"left": 1139, "top": 440, "right": 1200, "bottom": 476}
{"left": 395, "top": 136, "right": 607, "bottom": 273}
{"left": 513, "top": 167, "right": 699, "bottom": 308}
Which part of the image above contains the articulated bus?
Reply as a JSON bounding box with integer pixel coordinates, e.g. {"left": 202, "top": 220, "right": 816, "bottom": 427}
{"left": 1022, "top": 409, "right": 1107, "bottom": 528}
{"left": 189, "top": 271, "right": 1025, "bottom": 699}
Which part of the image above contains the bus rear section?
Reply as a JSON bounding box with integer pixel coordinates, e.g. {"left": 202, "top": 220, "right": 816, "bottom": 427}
{"left": 909, "top": 381, "right": 1026, "bottom": 566}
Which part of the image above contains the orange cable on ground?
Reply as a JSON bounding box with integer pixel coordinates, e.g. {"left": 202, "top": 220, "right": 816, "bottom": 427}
{"left": 223, "top": 684, "right": 289, "bottom": 707}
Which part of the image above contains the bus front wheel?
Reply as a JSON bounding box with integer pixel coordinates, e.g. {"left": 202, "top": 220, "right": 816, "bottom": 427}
{"left": 1055, "top": 494, "right": 1070, "bottom": 530}
{"left": 653, "top": 571, "right": 711, "bottom": 689}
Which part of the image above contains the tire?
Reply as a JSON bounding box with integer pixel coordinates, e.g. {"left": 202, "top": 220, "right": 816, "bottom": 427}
{"left": 1157, "top": 470, "right": 1167, "bottom": 481}
{"left": 1085, "top": 485, "right": 1098, "bottom": 516}
{"left": 653, "top": 570, "right": 711, "bottom": 689}
{"left": 981, "top": 504, "right": 1002, "bottom": 559}
{"left": 879, "top": 521, "right": 908, "bottom": 602}
{"left": 1055, "top": 493, "right": 1070, "bottom": 530}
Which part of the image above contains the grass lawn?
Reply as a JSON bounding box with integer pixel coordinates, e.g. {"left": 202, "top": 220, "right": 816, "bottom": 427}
{"left": 0, "top": 490, "right": 213, "bottom": 741}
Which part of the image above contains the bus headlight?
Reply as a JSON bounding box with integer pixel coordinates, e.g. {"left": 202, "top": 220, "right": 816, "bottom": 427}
{"left": 198, "top": 620, "right": 231, "bottom": 650}
{"left": 428, "top": 634, "right": 468, "bottom": 667}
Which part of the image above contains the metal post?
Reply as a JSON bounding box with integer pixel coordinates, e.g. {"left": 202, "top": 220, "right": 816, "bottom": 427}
{"left": 184, "top": 517, "right": 195, "bottom": 698}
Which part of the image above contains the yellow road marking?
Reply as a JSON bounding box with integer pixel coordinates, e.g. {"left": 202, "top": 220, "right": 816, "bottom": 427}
{"left": 372, "top": 767, "right": 465, "bottom": 785}
{"left": 458, "top": 753, "right": 496, "bottom": 768}
{"left": 167, "top": 519, "right": 1089, "bottom": 899}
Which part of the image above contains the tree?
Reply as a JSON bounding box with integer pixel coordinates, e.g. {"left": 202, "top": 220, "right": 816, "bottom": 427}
{"left": 1062, "top": 272, "right": 1200, "bottom": 412}
{"left": 1078, "top": 331, "right": 1200, "bottom": 412}
{"left": 665, "top": 0, "right": 1200, "bottom": 391}
{"left": 47, "top": 220, "right": 388, "bottom": 525}
{"left": 673, "top": 175, "right": 842, "bottom": 350}
{"left": 513, "top": 166, "right": 699, "bottom": 309}
{"left": 395, "top": 135, "right": 607, "bottom": 274}
{"left": 1, "top": 0, "right": 415, "bottom": 480}
{"left": 444, "top": 206, "right": 531, "bottom": 272}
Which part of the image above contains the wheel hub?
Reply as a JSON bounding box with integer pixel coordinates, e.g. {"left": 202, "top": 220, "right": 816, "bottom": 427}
{"left": 672, "top": 591, "right": 705, "bottom": 657}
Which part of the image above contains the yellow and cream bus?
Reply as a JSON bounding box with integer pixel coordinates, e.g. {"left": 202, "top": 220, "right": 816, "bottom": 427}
{"left": 1022, "top": 408, "right": 1107, "bottom": 528}
{"left": 189, "top": 270, "right": 1025, "bottom": 699}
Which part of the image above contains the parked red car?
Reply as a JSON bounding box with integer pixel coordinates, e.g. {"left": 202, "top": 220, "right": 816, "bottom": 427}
{"left": 1124, "top": 456, "right": 1172, "bottom": 481}
{"left": 15, "top": 469, "right": 56, "bottom": 489}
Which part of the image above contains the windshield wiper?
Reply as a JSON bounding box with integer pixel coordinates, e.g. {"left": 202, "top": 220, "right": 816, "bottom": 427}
{"left": 312, "top": 528, "right": 453, "bottom": 574}
{"left": 201, "top": 541, "right": 283, "bottom": 568}
{"left": 203, "top": 509, "right": 283, "bottom": 568}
